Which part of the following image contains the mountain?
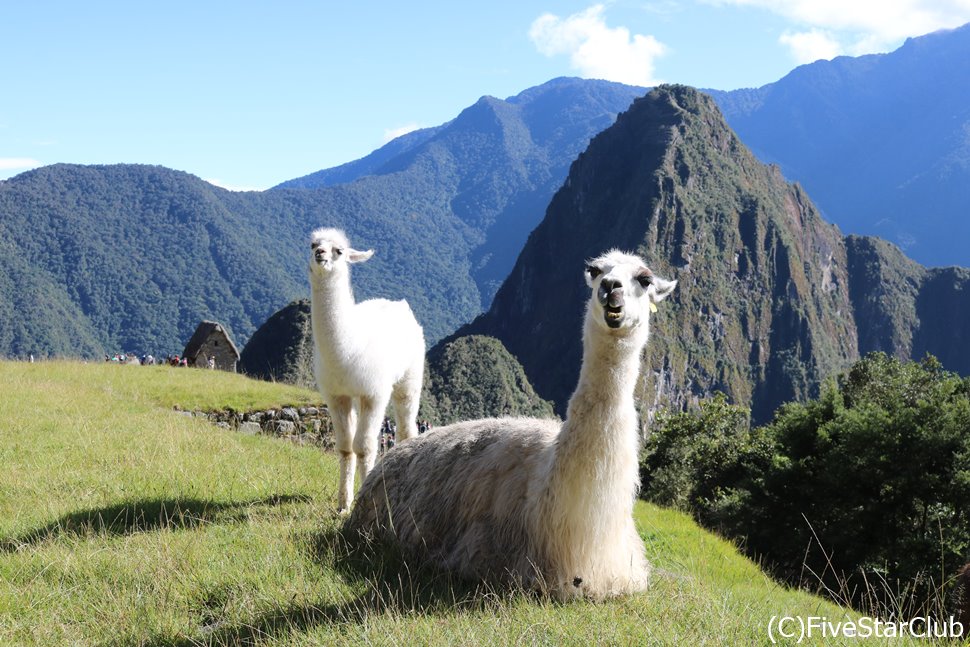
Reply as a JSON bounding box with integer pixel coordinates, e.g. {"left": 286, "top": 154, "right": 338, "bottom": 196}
{"left": 461, "top": 85, "right": 970, "bottom": 423}
{"left": 274, "top": 77, "right": 646, "bottom": 308}
{"left": 0, "top": 162, "right": 487, "bottom": 354}
{"left": 463, "top": 85, "right": 857, "bottom": 422}
{"left": 711, "top": 23, "right": 970, "bottom": 268}
{"left": 421, "top": 334, "right": 555, "bottom": 424}
{"left": 845, "top": 235, "right": 970, "bottom": 376}
{"left": 238, "top": 299, "right": 315, "bottom": 388}
{"left": 0, "top": 78, "right": 644, "bottom": 358}
{"left": 6, "top": 43, "right": 970, "bottom": 369}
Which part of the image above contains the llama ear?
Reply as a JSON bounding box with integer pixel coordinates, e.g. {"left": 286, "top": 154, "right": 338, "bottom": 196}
{"left": 649, "top": 277, "right": 677, "bottom": 303}
{"left": 347, "top": 248, "right": 374, "bottom": 263}
{"left": 585, "top": 263, "right": 603, "bottom": 287}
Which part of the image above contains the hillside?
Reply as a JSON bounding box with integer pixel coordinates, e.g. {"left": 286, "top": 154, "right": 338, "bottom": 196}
{"left": 0, "top": 164, "right": 308, "bottom": 357}
{"left": 711, "top": 23, "right": 970, "bottom": 268}
{"left": 0, "top": 360, "right": 865, "bottom": 645}
{"left": 0, "top": 234, "right": 104, "bottom": 358}
{"left": 278, "top": 126, "right": 444, "bottom": 189}
{"left": 420, "top": 334, "right": 555, "bottom": 424}
{"left": 238, "top": 299, "right": 315, "bottom": 388}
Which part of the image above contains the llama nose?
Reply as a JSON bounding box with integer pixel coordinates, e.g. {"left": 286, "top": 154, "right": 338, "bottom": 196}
{"left": 598, "top": 281, "right": 625, "bottom": 308}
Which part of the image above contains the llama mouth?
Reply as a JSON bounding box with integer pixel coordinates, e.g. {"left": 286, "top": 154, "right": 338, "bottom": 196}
{"left": 604, "top": 306, "right": 623, "bottom": 328}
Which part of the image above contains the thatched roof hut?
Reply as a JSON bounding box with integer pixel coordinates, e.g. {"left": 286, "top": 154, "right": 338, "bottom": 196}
{"left": 182, "top": 321, "right": 240, "bottom": 372}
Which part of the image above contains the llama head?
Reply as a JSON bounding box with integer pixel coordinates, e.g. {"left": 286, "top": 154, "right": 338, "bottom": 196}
{"left": 309, "top": 228, "right": 374, "bottom": 277}
{"left": 584, "top": 250, "right": 676, "bottom": 333}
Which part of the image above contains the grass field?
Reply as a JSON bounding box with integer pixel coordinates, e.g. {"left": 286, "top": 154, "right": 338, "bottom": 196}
{"left": 0, "top": 360, "right": 924, "bottom": 645}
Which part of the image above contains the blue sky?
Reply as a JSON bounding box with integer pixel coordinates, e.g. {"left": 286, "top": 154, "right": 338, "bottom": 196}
{"left": 3, "top": 1, "right": 970, "bottom": 190}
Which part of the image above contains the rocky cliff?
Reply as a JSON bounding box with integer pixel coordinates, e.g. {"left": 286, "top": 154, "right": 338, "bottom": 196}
{"left": 464, "top": 85, "right": 860, "bottom": 422}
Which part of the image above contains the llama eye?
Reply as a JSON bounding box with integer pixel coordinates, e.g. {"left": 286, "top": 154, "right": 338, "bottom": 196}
{"left": 636, "top": 272, "right": 652, "bottom": 288}
{"left": 334, "top": 248, "right": 343, "bottom": 256}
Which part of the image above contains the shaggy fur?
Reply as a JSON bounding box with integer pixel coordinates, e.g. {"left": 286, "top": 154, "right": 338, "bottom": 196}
{"left": 345, "top": 250, "right": 676, "bottom": 599}
{"left": 309, "top": 228, "right": 425, "bottom": 512}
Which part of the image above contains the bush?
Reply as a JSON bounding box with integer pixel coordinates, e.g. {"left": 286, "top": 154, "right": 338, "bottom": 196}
{"left": 748, "top": 353, "right": 970, "bottom": 613}
{"left": 642, "top": 353, "right": 970, "bottom": 616}
{"left": 639, "top": 393, "right": 772, "bottom": 536}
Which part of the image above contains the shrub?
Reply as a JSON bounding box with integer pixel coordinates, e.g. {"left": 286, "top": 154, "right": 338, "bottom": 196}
{"left": 643, "top": 353, "right": 970, "bottom": 616}
{"left": 639, "top": 393, "right": 772, "bottom": 536}
{"left": 748, "top": 353, "right": 970, "bottom": 613}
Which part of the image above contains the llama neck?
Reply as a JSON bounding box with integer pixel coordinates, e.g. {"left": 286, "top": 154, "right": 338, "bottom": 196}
{"left": 310, "top": 272, "right": 356, "bottom": 351}
{"left": 564, "top": 317, "right": 647, "bottom": 436}
{"left": 546, "top": 315, "right": 648, "bottom": 506}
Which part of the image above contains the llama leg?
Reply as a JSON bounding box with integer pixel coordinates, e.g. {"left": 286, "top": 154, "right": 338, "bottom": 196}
{"left": 354, "top": 393, "right": 389, "bottom": 484}
{"left": 329, "top": 395, "right": 357, "bottom": 513}
{"left": 391, "top": 361, "right": 422, "bottom": 442}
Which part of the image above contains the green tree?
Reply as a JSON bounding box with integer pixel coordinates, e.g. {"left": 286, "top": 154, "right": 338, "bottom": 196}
{"left": 642, "top": 353, "right": 970, "bottom": 615}
{"left": 744, "top": 354, "right": 970, "bottom": 613}
{"left": 422, "top": 335, "right": 555, "bottom": 425}
{"left": 640, "top": 394, "right": 771, "bottom": 534}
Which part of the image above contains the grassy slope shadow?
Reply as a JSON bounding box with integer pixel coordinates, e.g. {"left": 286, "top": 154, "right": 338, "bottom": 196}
{"left": 0, "top": 495, "right": 309, "bottom": 552}
{"left": 141, "top": 522, "right": 530, "bottom": 647}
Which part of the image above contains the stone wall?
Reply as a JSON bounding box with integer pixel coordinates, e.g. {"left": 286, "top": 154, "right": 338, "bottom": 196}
{"left": 176, "top": 405, "right": 334, "bottom": 449}
{"left": 191, "top": 337, "right": 239, "bottom": 372}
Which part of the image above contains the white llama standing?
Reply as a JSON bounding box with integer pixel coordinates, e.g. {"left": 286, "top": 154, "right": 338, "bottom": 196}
{"left": 309, "top": 228, "right": 425, "bottom": 512}
{"left": 345, "top": 249, "right": 676, "bottom": 599}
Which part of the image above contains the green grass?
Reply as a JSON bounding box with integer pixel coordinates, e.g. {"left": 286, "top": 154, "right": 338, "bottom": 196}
{"left": 0, "top": 361, "right": 929, "bottom": 645}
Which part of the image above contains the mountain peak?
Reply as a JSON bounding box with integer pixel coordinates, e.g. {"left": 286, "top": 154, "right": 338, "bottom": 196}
{"left": 505, "top": 76, "right": 644, "bottom": 105}
{"left": 451, "top": 94, "right": 520, "bottom": 133}
{"left": 467, "top": 84, "right": 857, "bottom": 422}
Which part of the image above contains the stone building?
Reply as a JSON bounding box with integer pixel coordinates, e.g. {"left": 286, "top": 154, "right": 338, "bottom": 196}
{"left": 182, "top": 321, "right": 240, "bottom": 372}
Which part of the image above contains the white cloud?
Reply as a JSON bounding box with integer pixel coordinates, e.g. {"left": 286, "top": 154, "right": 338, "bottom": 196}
{"left": 382, "top": 123, "right": 422, "bottom": 144}
{"left": 711, "top": 0, "right": 970, "bottom": 58}
{"left": 0, "top": 158, "right": 42, "bottom": 171}
{"left": 529, "top": 4, "right": 666, "bottom": 86}
{"left": 779, "top": 29, "right": 842, "bottom": 63}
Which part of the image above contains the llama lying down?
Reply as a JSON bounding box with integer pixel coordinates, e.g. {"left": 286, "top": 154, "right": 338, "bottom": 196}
{"left": 344, "top": 250, "right": 676, "bottom": 599}
{"left": 309, "top": 228, "right": 425, "bottom": 512}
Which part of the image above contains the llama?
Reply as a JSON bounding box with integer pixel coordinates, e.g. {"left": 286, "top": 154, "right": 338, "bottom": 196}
{"left": 309, "top": 228, "right": 425, "bottom": 512}
{"left": 344, "top": 250, "right": 676, "bottom": 599}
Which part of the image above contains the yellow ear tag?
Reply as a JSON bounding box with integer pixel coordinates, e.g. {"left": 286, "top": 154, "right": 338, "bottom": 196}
{"left": 649, "top": 302, "right": 658, "bottom": 313}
